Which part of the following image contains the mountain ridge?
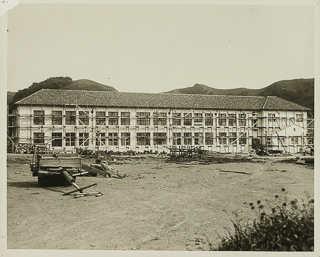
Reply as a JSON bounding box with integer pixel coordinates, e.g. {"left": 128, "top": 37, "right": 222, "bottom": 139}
{"left": 8, "top": 77, "right": 117, "bottom": 107}
{"left": 166, "top": 79, "right": 314, "bottom": 111}
{"left": 8, "top": 78, "right": 314, "bottom": 112}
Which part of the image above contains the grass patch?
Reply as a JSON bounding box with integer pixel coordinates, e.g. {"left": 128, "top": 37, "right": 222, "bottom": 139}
{"left": 213, "top": 188, "right": 314, "bottom": 251}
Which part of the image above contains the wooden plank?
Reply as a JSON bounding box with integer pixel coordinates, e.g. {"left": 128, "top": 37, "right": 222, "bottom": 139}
{"left": 39, "top": 157, "right": 81, "bottom": 168}
{"left": 61, "top": 170, "right": 76, "bottom": 184}
{"left": 220, "top": 170, "right": 250, "bottom": 175}
{"left": 82, "top": 163, "right": 108, "bottom": 177}
{"left": 73, "top": 171, "right": 89, "bottom": 177}
{"left": 63, "top": 183, "right": 97, "bottom": 195}
{"left": 71, "top": 182, "right": 80, "bottom": 189}
{"left": 73, "top": 192, "right": 103, "bottom": 198}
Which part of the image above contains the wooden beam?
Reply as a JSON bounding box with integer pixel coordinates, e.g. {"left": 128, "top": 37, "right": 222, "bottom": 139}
{"left": 63, "top": 183, "right": 97, "bottom": 195}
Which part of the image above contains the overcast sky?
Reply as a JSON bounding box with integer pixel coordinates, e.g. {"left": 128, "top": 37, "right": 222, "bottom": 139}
{"left": 7, "top": 3, "right": 314, "bottom": 93}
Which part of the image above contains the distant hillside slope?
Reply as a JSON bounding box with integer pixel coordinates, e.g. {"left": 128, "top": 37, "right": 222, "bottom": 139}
{"left": 167, "top": 79, "right": 314, "bottom": 112}
{"left": 8, "top": 78, "right": 314, "bottom": 112}
{"left": 62, "top": 79, "right": 117, "bottom": 92}
{"left": 8, "top": 77, "right": 117, "bottom": 107}
{"left": 257, "top": 79, "right": 314, "bottom": 111}
{"left": 7, "top": 92, "right": 16, "bottom": 106}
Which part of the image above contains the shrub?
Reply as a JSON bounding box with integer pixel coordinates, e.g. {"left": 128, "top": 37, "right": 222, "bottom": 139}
{"left": 213, "top": 189, "right": 314, "bottom": 251}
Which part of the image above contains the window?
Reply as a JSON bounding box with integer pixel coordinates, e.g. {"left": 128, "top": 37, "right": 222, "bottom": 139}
{"left": 121, "top": 132, "right": 130, "bottom": 146}
{"left": 229, "top": 132, "right": 237, "bottom": 145}
{"left": 183, "top": 133, "right": 192, "bottom": 145}
{"left": 239, "top": 133, "right": 247, "bottom": 145}
{"left": 96, "top": 112, "right": 106, "bottom": 125}
{"left": 33, "top": 132, "right": 44, "bottom": 144}
{"left": 278, "top": 136, "right": 285, "bottom": 146}
{"left": 108, "top": 133, "right": 118, "bottom": 146}
{"left": 252, "top": 119, "right": 258, "bottom": 129}
{"left": 183, "top": 113, "right": 192, "bottom": 126}
{"left": 79, "top": 133, "right": 89, "bottom": 146}
{"left": 52, "top": 111, "right": 62, "bottom": 125}
{"left": 219, "top": 132, "right": 227, "bottom": 145}
{"left": 121, "top": 112, "right": 130, "bottom": 126}
{"left": 52, "top": 133, "right": 62, "bottom": 147}
{"left": 268, "top": 113, "right": 276, "bottom": 121}
{"left": 267, "top": 136, "right": 272, "bottom": 146}
{"left": 281, "top": 117, "right": 288, "bottom": 127}
{"left": 108, "top": 112, "right": 119, "bottom": 125}
{"left": 205, "top": 132, "right": 213, "bottom": 145}
{"left": 291, "top": 136, "right": 299, "bottom": 145}
{"left": 194, "top": 132, "right": 203, "bottom": 145}
{"left": 34, "top": 110, "right": 44, "bottom": 125}
{"left": 239, "top": 114, "right": 246, "bottom": 126}
{"left": 137, "top": 112, "right": 150, "bottom": 126}
{"left": 219, "top": 114, "right": 227, "bottom": 126}
{"left": 205, "top": 113, "right": 213, "bottom": 126}
{"left": 296, "top": 114, "right": 303, "bottom": 122}
{"left": 153, "top": 112, "right": 167, "bottom": 126}
{"left": 289, "top": 117, "right": 295, "bottom": 124}
{"left": 228, "top": 114, "right": 236, "bottom": 127}
{"left": 153, "top": 133, "right": 167, "bottom": 145}
{"left": 268, "top": 113, "right": 279, "bottom": 127}
{"left": 172, "top": 113, "right": 181, "bottom": 126}
{"left": 173, "top": 133, "right": 181, "bottom": 145}
{"left": 66, "top": 111, "right": 76, "bottom": 125}
{"left": 96, "top": 133, "right": 106, "bottom": 147}
{"left": 194, "top": 113, "right": 203, "bottom": 126}
{"left": 66, "top": 133, "right": 75, "bottom": 146}
{"left": 79, "top": 111, "right": 89, "bottom": 125}
{"left": 137, "top": 133, "right": 150, "bottom": 145}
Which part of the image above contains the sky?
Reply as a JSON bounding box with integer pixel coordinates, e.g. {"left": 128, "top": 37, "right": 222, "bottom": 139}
{"left": 7, "top": 3, "right": 315, "bottom": 93}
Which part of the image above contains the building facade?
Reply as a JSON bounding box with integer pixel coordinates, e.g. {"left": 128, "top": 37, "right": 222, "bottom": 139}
{"left": 8, "top": 89, "right": 311, "bottom": 154}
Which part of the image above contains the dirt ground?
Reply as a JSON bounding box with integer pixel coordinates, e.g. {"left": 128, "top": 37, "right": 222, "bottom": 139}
{"left": 7, "top": 153, "right": 314, "bottom": 251}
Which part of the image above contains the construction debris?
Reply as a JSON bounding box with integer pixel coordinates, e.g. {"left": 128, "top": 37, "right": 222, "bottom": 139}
{"left": 82, "top": 163, "right": 107, "bottom": 177}
{"left": 63, "top": 183, "right": 98, "bottom": 196}
{"left": 219, "top": 170, "right": 250, "bottom": 175}
{"left": 73, "top": 192, "right": 103, "bottom": 198}
{"left": 82, "top": 161, "right": 127, "bottom": 179}
{"left": 296, "top": 157, "right": 314, "bottom": 165}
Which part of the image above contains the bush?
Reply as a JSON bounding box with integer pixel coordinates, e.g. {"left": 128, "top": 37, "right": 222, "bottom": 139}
{"left": 214, "top": 189, "right": 314, "bottom": 251}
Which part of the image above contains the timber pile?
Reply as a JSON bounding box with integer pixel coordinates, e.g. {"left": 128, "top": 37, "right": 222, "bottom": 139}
{"left": 296, "top": 157, "right": 314, "bottom": 165}
{"left": 82, "top": 162, "right": 126, "bottom": 179}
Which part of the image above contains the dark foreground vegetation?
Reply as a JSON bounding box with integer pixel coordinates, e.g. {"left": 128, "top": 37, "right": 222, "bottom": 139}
{"left": 213, "top": 188, "right": 314, "bottom": 251}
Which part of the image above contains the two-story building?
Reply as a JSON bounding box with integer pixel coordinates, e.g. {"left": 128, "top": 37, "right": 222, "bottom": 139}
{"left": 8, "top": 89, "right": 310, "bottom": 154}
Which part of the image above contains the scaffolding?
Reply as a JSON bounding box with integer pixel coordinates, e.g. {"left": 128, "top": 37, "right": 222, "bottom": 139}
{"left": 7, "top": 105, "right": 314, "bottom": 154}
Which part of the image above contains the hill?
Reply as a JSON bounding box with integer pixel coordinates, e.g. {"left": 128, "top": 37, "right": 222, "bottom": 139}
{"left": 8, "top": 77, "right": 117, "bottom": 106}
{"left": 62, "top": 79, "right": 117, "bottom": 92}
{"left": 257, "top": 79, "right": 314, "bottom": 111}
{"left": 7, "top": 92, "right": 16, "bottom": 106}
{"left": 8, "top": 78, "right": 314, "bottom": 113}
{"left": 166, "top": 79, "right": 314, "bottom": 112}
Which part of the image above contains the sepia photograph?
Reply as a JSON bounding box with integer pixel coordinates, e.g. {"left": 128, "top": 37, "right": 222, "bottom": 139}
{"left": 1, "top": 0, "right": 318, "bottom": 256}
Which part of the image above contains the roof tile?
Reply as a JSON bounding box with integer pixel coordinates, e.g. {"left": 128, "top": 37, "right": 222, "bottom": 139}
{"left": 15, "top": 89, "right": 310, "bottom": 111}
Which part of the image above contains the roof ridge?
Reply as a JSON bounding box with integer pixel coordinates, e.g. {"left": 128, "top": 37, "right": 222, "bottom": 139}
{"left": 15, "top": 89, "right": 44, "bottom": 105}
{"left": 262, "top": 96, "right": 269, "bottom": 109}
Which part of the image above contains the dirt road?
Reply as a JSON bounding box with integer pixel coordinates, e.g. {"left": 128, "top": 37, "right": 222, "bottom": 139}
{"left": 7, "top": 154, "right": 314, "bottom": 250}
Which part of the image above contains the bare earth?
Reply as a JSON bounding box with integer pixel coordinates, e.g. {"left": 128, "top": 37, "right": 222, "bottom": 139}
{"left": 7, "top": 154, "right": 314, "bottom": 251}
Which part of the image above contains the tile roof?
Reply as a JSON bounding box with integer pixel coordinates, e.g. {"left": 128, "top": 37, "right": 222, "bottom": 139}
{"left": 14, "top": 89, "right": 310, "bottom": 111}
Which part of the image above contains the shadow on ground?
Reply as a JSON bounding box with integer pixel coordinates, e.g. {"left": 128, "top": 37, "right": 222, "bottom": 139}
{"left": 7, "top": 181, "right": 39, "bottom": 188}
{"left": 7, "top": 181, "right": 67, "bottom": 193}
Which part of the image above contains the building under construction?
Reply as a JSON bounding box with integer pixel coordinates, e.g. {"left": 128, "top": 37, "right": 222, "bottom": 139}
{"left": 7, "top": 89, "right": 313, "bottom": 154}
